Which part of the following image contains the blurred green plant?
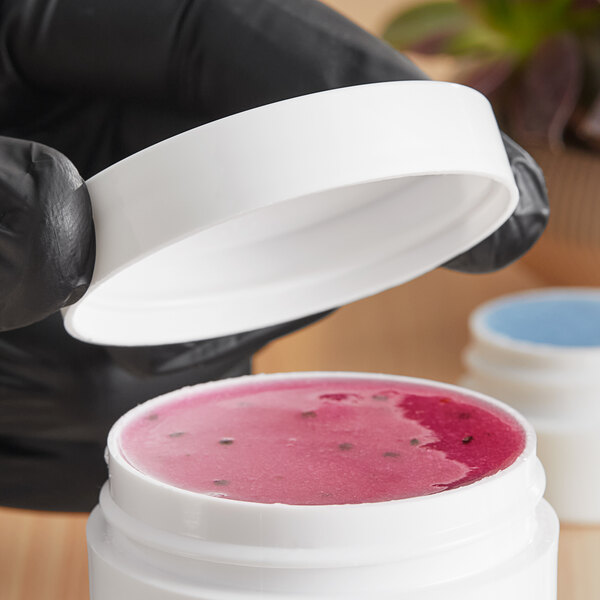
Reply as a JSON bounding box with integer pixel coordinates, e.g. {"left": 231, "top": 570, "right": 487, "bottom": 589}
{"left": 383, "top": 0, "right": 600, "bottom": 151}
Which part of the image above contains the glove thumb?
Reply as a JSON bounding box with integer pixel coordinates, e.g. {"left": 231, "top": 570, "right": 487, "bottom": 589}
{"left": 0, "top": 136, "right": 95, "bottom": 331}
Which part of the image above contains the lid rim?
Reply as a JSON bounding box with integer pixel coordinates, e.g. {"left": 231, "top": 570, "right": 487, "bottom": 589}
{"left": 65, "top": 81, "right": 518, "bottom": 346}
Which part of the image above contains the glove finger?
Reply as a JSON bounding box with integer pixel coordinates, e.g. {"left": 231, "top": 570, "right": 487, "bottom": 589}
{"left": 2, "top": 0, "right": 426, "bottom": 120}
{"left": 443, "top": 133, "right": 550, "bottom": 273}
{"left": 171, "top": 0, "right": 427, "bottom": 118}
{"left": 105, "top": 310, "right": 334, "bottom": 377}
{"left": 0, "top": 136, "right": 94, "bottom": 330}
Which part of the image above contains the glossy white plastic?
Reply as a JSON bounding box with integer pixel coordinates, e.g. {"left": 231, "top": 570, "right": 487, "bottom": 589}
{"left": 64, "top": 82, "right": 519, "bottom": 346}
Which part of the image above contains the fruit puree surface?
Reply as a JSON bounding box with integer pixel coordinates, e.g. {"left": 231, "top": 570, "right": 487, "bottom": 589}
{"left": 119, "top": 377, "right": 526, "bottom": 505}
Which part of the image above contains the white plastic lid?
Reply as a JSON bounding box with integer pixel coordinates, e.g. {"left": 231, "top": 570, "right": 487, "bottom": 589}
{"left": 63, "top": 81, "right": 519, "bottom": 346}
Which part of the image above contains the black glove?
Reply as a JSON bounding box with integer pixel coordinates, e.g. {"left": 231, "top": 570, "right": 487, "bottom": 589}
{"left": 0, "top": 0, "right": 549, "bottom": 512}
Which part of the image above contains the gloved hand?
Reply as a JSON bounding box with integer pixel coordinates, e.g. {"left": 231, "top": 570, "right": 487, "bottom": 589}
{"left": 0, "top": 0, "right": 548, "bottom": 512}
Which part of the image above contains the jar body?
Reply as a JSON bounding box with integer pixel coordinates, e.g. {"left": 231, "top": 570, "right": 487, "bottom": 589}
{"left": 87, "top": 372, "right": 559, "bottom": 599}
{"left": 87, "top": 494, "right": 558, "bottom": 600}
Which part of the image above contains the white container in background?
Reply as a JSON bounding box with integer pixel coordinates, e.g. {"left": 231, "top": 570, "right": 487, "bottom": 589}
{"left": 87, "top": 372, "right": 558, "bottom": 600}
{"left": 462, "top": 288, "right": 600, "bottom": 523}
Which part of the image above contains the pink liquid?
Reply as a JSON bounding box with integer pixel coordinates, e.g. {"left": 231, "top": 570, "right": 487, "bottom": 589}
{"left": 119, "top": 377, "right": 526, "bottom": 505}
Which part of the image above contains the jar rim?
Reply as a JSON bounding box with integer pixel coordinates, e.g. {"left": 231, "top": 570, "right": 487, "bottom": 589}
{"left": 470, "top": 287, "right": 600, "bottom": 358}
{"left": 104, "top": 372, "right": 540, "bottom": 561}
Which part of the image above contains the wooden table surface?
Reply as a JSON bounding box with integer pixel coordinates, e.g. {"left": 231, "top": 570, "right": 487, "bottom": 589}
{"left": 1, "top": 3, "right": 598, "bottom": 599}
{"left": 1, "top": 263, "right": 598, "bottom": 599}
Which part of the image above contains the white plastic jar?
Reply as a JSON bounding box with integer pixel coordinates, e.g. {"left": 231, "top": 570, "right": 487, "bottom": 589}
{"left": 462, "top": 288, "right": 600, "bottom": 523}
{"left": 87, "top": 372, "right": 558, "bottom": 599}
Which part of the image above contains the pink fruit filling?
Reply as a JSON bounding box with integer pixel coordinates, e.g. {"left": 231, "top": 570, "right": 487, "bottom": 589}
{"left": 119, "top": 377, "right": 526, "bottom": 505}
